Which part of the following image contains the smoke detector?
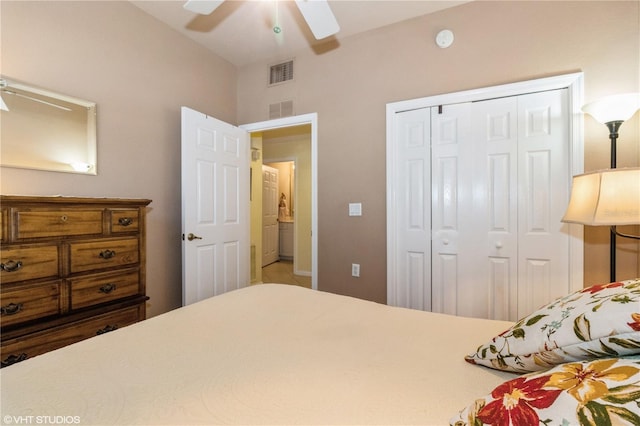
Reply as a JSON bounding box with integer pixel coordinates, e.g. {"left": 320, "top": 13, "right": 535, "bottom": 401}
{"left": 436, "top": 29, "right": 454, "bottom": 48}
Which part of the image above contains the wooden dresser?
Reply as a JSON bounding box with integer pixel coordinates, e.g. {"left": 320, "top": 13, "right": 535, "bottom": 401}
{"left": 0, "top": 195, "right": 151, "bottom": 367}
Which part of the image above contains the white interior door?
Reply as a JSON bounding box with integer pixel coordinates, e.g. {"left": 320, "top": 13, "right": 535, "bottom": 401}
{"left": 181, "top": 107, "right": 250, "bottom": 306}
{"left": 262, "top": 165, "right": 279, "bottom": 266}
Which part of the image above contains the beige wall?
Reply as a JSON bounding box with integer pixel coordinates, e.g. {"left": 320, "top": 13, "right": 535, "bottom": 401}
{"left": 238, "top": 1, "right": 640, "bottom": 303}
{"left": 0, "top": 1, "right": 237, "bottom": 317}
{"left": 1, "top": 1, "right": 639, "bottom": 316}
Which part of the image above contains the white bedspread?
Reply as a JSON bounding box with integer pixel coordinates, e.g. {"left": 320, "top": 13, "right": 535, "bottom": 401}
{"left": 1, "top": 284, "right": 516, "bottom": 425}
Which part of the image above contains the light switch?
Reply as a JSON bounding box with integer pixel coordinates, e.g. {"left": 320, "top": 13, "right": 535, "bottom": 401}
{"left": 351, "top": 263, "right": 360, "bottom": 277}
{"left": 349, "top": 203, "right": 362, "bottom": 216}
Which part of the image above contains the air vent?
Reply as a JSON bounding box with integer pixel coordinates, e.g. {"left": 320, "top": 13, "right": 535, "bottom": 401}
{"left": 269, "top": 100, "right": 294, "bottom": 119}
{"left": 269, "top": 60, "right": 294, "bottom": 85}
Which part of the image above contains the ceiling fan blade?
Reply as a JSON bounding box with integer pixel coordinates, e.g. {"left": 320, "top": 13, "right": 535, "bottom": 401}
{"left": 183, "top": 0, "right": 224, "bottom": 15}
{"left": 294, "top": 0, "right": 340, "bottom": 40}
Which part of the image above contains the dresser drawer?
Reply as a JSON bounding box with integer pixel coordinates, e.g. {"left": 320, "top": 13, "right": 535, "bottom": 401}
{"left": 0, "top": 245, "right": 59, "bottom": 284}
{"left": 69, "top": 238, "right": 139, "bottom": 273}
{"left": 1, "top": 281, "right": 62, "bottom": 327}
{"left": 111, "top": 209, "right": 140, "bottom": 233}
{"left": 0, "top": 208, "right": 7, "bottom": 243}
{"left": 70, "top": 270, "right": 139, "bottom": 309}
{"left": 1, "top": 305, "right": 142, "bottom": 368}
{"left": 15, "top": 209, "right": 103, "bottom": 239}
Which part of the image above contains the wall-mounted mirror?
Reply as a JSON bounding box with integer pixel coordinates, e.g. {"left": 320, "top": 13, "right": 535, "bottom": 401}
{"left": 0, "top": 76, "right": 97, "bottom": 174}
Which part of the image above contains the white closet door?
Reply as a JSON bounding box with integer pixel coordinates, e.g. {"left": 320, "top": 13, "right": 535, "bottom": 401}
{"left": 516, "top": 89, "right": 570, "bottom": 318}
{"left": 470, "top": 96, "right": 519, "bottom": 320}
{"left": 431, "top": 103, "right": 472, "bottom": 316}
{"left": 430, "top": 90, "right": 570, "bottom": 320}
{"left": 389, "top": 108, "right": 431, "bottom": 310}
{"left": 390, "top": 87, "right": 572, "bottom": 321}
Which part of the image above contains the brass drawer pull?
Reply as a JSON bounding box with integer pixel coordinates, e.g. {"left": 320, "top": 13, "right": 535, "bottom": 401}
{"left": 0, "top": 260, "right": 23, "bottom": 272}
{"left": 99, "top": 249, "right": 116, "bottom": 259}
{"left": 1, "top": 302, "right": 24, "bottom": 316}
{"left": 118, "top": 217, "right": 133, "bottom": 226}
{"left": 96, "top": 324, "right": 118, "bottom": 335}
{"left": 1, "top": 353, "right": 28, "bottom": 368}
{"left": 99, "top": 283, "right": 117, "bottom": 294}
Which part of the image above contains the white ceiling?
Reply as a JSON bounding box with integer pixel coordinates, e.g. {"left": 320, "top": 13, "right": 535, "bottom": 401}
{"left": 131, "top": 1, "right": 469, "bottom": 67}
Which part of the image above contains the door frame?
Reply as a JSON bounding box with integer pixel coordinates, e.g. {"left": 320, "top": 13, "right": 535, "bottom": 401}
{"left": 386, "top": 72, "right": 584, "bottom": 306}
{"left": 242, "top": 113, "right": 318, "bottom": 290}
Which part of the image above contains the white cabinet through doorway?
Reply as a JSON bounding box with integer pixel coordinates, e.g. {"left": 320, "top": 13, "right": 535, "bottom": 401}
{"left": 279, "top": 221, "right": 294, "bottom": 259}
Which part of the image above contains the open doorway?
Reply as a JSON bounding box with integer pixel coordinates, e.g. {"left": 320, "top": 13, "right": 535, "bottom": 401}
{"left": 243, "top": 115, "right": 316, "bottom": 290}
{"left": 261, "top": 126, "right": 311, "bottom": 287}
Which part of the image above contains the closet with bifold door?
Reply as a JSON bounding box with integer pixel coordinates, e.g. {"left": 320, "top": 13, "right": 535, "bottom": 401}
{"left": 389, "top": 85, "right": 574, "bottom": 321}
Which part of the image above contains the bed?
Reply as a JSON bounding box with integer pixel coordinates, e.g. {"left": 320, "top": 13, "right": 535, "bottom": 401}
{"left": 1, "top": 284, "right": 514, "bottom": 425}
{"left": 2, "top": 281, "right": 639, "bottom": 426}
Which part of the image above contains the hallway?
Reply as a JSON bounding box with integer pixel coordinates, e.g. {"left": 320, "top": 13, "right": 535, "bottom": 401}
{"left": 262, "top": 260, "right": 311, "bottom": 288}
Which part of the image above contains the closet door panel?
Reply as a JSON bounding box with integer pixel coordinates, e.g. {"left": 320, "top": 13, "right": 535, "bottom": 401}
{"left": 432, "top": 253, "right": 458, "bottom": 314}
{"left": 517, "top": 89, "right": 570, "bottom": 318}
{"left": 488, "top": 256, "right": 511, "bottom": 320}
{"left": 470, "top": 97, "right": 518, "bottom": 320}
{"left": 431, "top": 103, "right": 472, "bottom": 316}
{"left": 406, "top": 251, "right": 427, "bottom": 311}
{"left": 523, "top": 258, "right": 553, "bottom": 312}
{"left": 390, "top": 108, "right": 431, "bottom": 310}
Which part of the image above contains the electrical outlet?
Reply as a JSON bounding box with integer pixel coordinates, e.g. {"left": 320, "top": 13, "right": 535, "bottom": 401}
{"left": 351, "top": 263, "right": 360, "bottom": 277}
{"left": 348, "top": 203, "right": 362, "bottom": 216}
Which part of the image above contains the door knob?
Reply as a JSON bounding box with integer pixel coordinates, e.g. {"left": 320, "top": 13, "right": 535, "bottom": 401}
{"left": 187, "top": 233, "right": 202, "bottom": 241}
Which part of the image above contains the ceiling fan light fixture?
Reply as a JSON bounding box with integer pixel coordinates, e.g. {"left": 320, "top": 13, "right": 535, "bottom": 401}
{"left": 182, "top": 0, "right": 340, "bottom": 40}
{"left": 294, "top": 0, "right": 340, "bottom": 40}
{"left": 183, "top": 0, "right": 224, "bottom": 15}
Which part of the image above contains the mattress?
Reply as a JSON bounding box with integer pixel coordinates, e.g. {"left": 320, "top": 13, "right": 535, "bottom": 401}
{"left": 1, "top": 284, "right": 516, "bottom": 425}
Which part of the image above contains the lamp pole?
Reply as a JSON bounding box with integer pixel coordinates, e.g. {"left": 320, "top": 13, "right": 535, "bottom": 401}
{"left": 606, "top": 120, "right": 623, "bottom": 283}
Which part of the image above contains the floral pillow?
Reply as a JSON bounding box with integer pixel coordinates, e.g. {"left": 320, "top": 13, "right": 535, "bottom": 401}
{"left": 466, "top": 278, "right": 640, "bottom": 372}
{"left": 450, "top": 356, "right": 640, "bottom": 426}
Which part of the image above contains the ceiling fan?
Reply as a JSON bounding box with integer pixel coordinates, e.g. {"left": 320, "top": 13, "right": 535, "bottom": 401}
{"left": 183, "top": 0, "right": 340, "bottom": 40}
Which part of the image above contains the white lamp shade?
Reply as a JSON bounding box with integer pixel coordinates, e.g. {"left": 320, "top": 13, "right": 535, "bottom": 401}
{"left": 0, "top": 94, "right": 7, "bottom": 111}
{"left": 562, "top": 168, "right": 640, "bottom": 226}
{"left": 581, "top": 92, "right": 640, "bottom": 124}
